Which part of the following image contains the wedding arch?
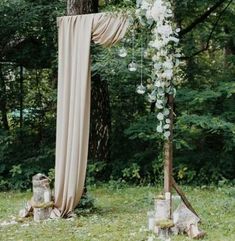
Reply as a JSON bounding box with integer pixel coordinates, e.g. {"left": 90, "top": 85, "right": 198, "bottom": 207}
{"left": 52, "top": 1, "right": 204, "bottom": 238}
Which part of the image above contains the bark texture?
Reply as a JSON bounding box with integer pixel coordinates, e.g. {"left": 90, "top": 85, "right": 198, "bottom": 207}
{"left": 67, "top": 0, "right": 98, "bottom": 15}
{"left": 0, "top": 64, "right": 9, "bottom": 130}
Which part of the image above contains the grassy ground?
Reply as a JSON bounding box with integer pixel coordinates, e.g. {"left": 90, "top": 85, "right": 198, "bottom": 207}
{"left": 0, "top": 185, "right": 234, "bottom": 241}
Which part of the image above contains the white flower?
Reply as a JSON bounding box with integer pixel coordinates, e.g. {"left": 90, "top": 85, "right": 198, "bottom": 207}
{"left": 135, "top": 9, "right": 141, "bottom": 16}
{"left": 169, "top": 36, "right": 179, "bottom": 44}
{"left": 152, "top": 55, "right": 158, "bottom": 61}
{"left": 166, "top": 118, "right": 171, "bottom": 124}
{"left": 148, "top": 92, "right": 157, "bottom": 102}
{"left": 154, "top": 63, "right": 161, "bottom": 70}
{"left": 146, "top": 9, "right": 153, "bottom": 20}
{"left": 175, "top": 58, "right": 180, "bottom": 67}
{"left": 163, "top": 59, "right": 174, "bottom": 69}
{"left": 157, "top": 112, "right": 164, "bottom": 121}
{"left": 151, "top": 0, "right": 167, "bottom": 21}
{"left": 141, "top": 0, "right": 151, "bottom": 10}
{"left": 151, "top": 39, "right": 164, "bottom": 50}
{"left": 157, "top": 24, "right": 173, "bottom": 38}
{"left": 163, "top": 108, "right": 170, "bottom": 116}
{"left": 162, "top": 69, "right": 173, "bottom": 80}
{"left": 164, "top": 124, "right": 170, "bottom": 129}
{"left": 156, "top": 124, "right": 163, "bottom": 133}
{"left": 164, "top": 131, "right": 171, "bottom": 139}
{"left": 156, "top": 102, "right": 163, "bottom": 109}
{"left": 154, "top": 80, "right": 161, "bottom": 87}
{"left": 165, "top": 81, "right": 171, "bottom": 87}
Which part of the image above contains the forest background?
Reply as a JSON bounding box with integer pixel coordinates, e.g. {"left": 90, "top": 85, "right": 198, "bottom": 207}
{"left": 0, "top": 0, "right": 234, "bottom": 191}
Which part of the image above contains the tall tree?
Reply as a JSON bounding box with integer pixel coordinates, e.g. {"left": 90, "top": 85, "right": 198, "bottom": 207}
{"left": 67, "top": 0, "right": 111, "bottom": 173}
{"left": 67, "top": 0, "right": 98, "bottom": 14}
{"left": 0, "top": 64, "right": 9, "bottom": 130}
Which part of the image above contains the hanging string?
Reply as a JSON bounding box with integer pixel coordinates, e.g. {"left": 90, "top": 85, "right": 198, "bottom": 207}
{"left": 140, "top": 35, "right": 143, "bottom": 85}
{"left": 128, "top": 29, "right": 137, "bottom": 72}
{"left": 136, "top": 33, "right": 146, "bottom": 95}
{"left": 132, "top": 30, "right": 135, "bottom": 61}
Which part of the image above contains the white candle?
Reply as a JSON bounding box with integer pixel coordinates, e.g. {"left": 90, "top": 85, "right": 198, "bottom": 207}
{"left": 147, "top": 211, "right": 155, "bottom": 231}
{"left": 44, "top": 190, "right": 51, "bottom": 203}
{"left": 165, "top": 192, "right": 171, "bottom": 200}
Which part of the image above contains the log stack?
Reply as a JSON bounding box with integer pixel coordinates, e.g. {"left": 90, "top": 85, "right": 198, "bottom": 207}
{"left": 32, "top": 173, "right": 53, "bottom": 222}
{"left": 148, "top": 192, "right": 205, "bottom": 240}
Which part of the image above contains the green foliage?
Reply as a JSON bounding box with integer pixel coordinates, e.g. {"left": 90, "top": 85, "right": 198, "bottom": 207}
{"left": 75, "top": 192, "right": 96, "bottom": 215}
{"left": 0, "top": 0, "right": 235, "bottom": 190}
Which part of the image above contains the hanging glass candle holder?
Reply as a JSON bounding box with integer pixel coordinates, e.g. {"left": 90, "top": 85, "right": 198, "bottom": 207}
{"left": 118, "top": 47, "right": 127, "bottom": 57}
{"left": 128, "top": 61, "right": 137, "bottom": 72}
{"left": 136, "top": 84, "right": 146, "bottom": 95}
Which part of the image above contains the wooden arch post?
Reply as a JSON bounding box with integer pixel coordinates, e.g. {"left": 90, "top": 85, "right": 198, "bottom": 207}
{"left": 164, "top": 94, "right": 174, "bottom": 195}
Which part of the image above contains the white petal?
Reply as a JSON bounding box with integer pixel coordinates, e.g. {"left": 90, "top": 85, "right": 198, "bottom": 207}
{"left": 157, "top": 112, "right": 164, "bottom": 121}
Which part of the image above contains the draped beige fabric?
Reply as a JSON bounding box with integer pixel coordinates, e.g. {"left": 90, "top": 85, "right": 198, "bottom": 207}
{"left": 54, "top": 13, "right": 129, "bottom": 217}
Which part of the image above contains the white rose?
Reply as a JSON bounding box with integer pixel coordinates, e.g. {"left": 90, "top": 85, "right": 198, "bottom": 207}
{"left": 157, "top": 24, "right": 173, "bottom": 38}
{"left": 162, "top": 69, "right": 173, "bottom": 80}
{"left": 151, "top": 0, "right": 167, "bottom": 21}
{"left": 163, "top": 59, "right": 174, "bottom": 69}
{"left": 141, "top": 0, "right": 151, "bottom": 10}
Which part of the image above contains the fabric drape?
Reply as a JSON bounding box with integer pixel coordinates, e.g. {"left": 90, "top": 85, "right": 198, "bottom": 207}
{"left": 54, "top": 13, "right": 129, "bottom": 217}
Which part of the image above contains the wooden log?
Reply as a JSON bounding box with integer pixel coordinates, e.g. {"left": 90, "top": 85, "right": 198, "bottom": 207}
{"left": 173, "top": 202, "right": 205, "bottom": 239}
{"left": 19, "top": 201, "right": 33, "bottom": 218}
{"left": 32, "top": 173, "right": 52, "bottom": 222}
{"left": 155, "top": 198, "right": 171, "bottom": 221}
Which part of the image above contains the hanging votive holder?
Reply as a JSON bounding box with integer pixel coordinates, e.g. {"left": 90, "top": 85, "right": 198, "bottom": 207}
{"left": 128, "top": 61, "right": 137, "bottom": 72}
{"left": 118, "top": 47, "right": 127, "bottom": 57}
{"left": 136, "top": 84, "right": 146, "bottom": 95}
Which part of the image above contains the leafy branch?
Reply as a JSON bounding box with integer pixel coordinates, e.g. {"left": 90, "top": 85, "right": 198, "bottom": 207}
{"left": 182, "top": 0, "right": 233, "bottom": 59}
{"left": 179, "top": 0, "right": 228, "bottom": 37}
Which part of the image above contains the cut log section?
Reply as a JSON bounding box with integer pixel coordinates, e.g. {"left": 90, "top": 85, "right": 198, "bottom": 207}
{"left": 32, "top": 173, "right": 52, "bottom": 222}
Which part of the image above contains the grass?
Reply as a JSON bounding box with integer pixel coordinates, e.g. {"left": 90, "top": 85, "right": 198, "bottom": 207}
{"left": 0, "top": 184, "right": 234, "bottom": 241}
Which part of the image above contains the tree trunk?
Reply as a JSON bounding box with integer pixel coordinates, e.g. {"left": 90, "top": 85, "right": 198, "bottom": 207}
{"left": 19, "top": 66, "right": 23, "bottom": 129}
{"left": 67, "top": 0, "right": 111, "bottom": 173}
{"left": 0, "top": 64, "right": 9, "bottom": 130}
{"left": 67, "top": 0, "right": 98, "bottom": 15}
{"left": 89, "top": 74, "right": 111, "bottom": 174}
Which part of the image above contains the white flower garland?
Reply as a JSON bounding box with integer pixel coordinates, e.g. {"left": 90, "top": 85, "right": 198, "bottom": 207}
{"left": 135, "top": 0, "right": 182, "bottom": 139}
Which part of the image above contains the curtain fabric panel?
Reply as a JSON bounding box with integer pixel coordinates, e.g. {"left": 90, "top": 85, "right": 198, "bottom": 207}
{"left": 54, "top": 13, "right": 129, "bottom": 217}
